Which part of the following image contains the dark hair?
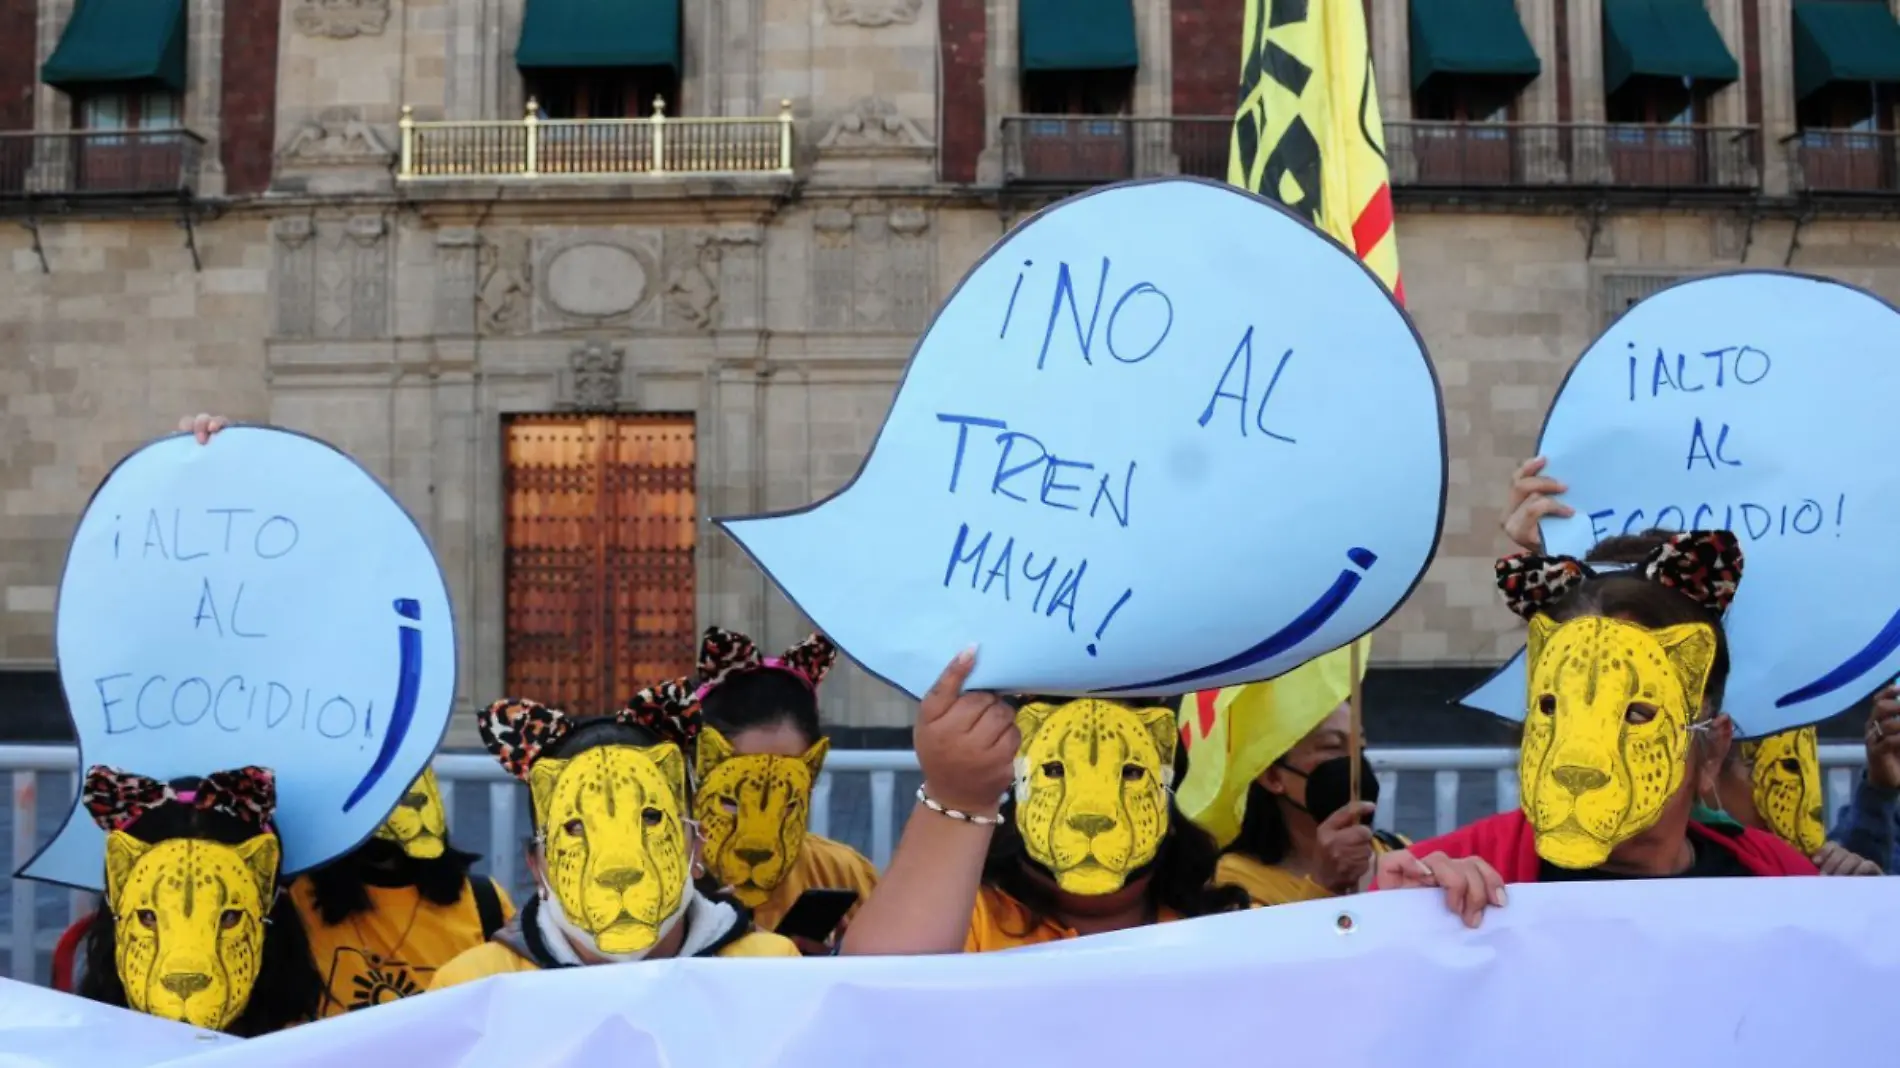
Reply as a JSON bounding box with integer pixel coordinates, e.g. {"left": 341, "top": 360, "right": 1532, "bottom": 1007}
{"left": 77, "top": 779, "right": 323, "bottom": 1037}
{"left": 1230, "top": 781, "right": 1292, "bottom": 865}
{"left": 1546, "top": 529, "right": 1732, "bottom": 712}
{"left": 303, "top": 837, "right": 482, "bottom": 925}
{"left": 699, "top": 668, "right": 822, "bottom": 747}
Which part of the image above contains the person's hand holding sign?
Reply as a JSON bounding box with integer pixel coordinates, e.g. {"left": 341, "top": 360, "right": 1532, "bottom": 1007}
{"left": 1375, "top": 849, "right": 1507, "bottom": 929}
{"left": 1501, "top": 456, "right": 1571, "bottom": 553}
{"left": 178, "top": 412, "right": 229, "bottom": 444}
{"left": 842, "top": 650, "right": 1017, "bottom": 956}
{"left": 915, "top": 648, "right": 1018, "bottom": 818}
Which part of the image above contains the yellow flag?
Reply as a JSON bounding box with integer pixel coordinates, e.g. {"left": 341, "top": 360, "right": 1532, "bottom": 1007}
{"left": 1228, "top": 0, "right": 1403, "bottom": 300}
{"left": 1178, "top": 1, "right": 1400, "bottom": 847}
{"left": 1176, "top": 640, "right": 1368, "bottom": 847}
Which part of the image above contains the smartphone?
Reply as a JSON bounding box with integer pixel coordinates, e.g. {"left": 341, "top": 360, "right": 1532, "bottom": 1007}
{"left": 772, "top": 888, "right": 860, "bottom": 944}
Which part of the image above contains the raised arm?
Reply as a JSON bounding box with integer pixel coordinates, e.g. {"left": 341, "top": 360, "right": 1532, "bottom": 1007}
{"left": 840, "top": 650, "right": 1019, "bottom": 956}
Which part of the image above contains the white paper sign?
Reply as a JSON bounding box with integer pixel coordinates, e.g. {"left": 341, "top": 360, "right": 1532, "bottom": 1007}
{"left": 20, "top": 427, "right": 457, "bottom": 889}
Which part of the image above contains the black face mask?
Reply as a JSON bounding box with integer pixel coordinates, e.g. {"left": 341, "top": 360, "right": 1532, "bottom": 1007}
{"left": 1278, "top": 753, "right": 1378, "bottom": 825}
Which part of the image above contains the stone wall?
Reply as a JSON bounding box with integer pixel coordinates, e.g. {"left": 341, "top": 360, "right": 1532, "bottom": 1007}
{"left": 0, "top": 217, "right": 274, "bottom": 665}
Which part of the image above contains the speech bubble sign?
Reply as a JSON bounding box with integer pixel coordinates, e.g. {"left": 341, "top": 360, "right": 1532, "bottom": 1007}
{"left": 718, "top": 177, "right": 1446, "bottom": 700}
{"left": 19, "top": 426, "right": 457, "bottom": 890}
{"left": 1459, "top": 272, "right": 1900, "bottom": 737}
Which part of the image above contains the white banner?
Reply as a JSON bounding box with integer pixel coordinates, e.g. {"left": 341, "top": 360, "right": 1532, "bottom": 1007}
{"left": 4, "top": 879, "right": 1896, "bottom": 1068}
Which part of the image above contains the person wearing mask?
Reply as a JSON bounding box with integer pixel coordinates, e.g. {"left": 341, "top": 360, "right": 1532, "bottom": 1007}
{"left": 291, "top": 768, "right": 516, "bottom": 1013}
{"left": 431, "top": 695, "right": 797, "bottom": 987}
{"left": 1213, "top": 700, "right": 1407, "bottom": 905}
{"left": 676, "top": 627, "right": 879, "bottom": 954}
{"left": 1503, "top": 456, "right": 1899, "bottom": 873}
{"left": 74, "top": 765, "right": 324, "bottom": 1034}
{"left": 841, "top": 653, "right": 1250, "bottom": 955}
{"left": 1376, "top": 531, "right": 1816, "bottom": 928}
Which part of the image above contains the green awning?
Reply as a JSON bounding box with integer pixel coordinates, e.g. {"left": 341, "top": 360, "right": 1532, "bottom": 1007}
{"left": 41, "top": 0, "right": 186, "bottom": 93}
{"left": 1410, "top": 0, "right": 1543, "bottom": 92}
{"left": 516, "top": 0, "right": 681, "bottom": 71}
{"left": 1793, "top": 1, "right": 1900, "bottom": 101}
{"left": 1020, "top": 0, "right": 1139, "bottom": 72}
{"left": 1601, "top": 0, "right": 1740, "bottom": 95}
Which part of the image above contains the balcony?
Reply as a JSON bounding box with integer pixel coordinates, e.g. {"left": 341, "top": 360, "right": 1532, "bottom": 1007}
{"left": 397, "top": 98, "right": 795, "bottom": 182}
{"left": 0, "top": 128, "right": 205, "bottom": 201}
{"left": 1786, "top": 130, "right": 1900, "bottom": 194}
{"left": 999, "top": 115, "right": 1230, "bottom": 186}
{"left": 1386, "top": 121, "right": 1760, "bottom": 195}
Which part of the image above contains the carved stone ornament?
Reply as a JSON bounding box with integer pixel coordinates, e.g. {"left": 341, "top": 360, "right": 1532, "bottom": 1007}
{"left": 278, "top": 107, "right": 394, "bottom": 166}
{"left": 817, "top": 98, "right": 934, "bottom": 156}
{"left": 663, "top": 233, "right": 722, "bottom": 331}
{"left": 824, "top": 0, "right": 922, "bottom": 27}
{"left": 566, "top": 340, "right": 625, "bottom": 411}
{"left": 292, "top": 0, "right": 390, "bottom": 38}
{"left": 477, "top": 233, "right": 532, "bottom": 336}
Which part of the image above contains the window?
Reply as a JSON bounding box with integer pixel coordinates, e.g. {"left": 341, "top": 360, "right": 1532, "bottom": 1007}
{"left": 1022, "top": 69, "right": 1133, "bottom": 118}
{"left": 1607, "top": 77, "right": 1704, "bottom": 126}
{"left": 78, "top": 90, "right": 180, "bottom": 143}
{"left": 527, "top": 68, "right": 678, "bottom": 119}
{"left": 1797, "top": 82, "right": 1891, "bottom": 134}
{"left": 1412, "top": 78, "right": 1515, "bottom": 123}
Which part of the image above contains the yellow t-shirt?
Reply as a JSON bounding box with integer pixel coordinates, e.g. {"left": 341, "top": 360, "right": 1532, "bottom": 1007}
{"left": 430, "top": 930, "right": 800, "bottom": 990}
{"left": 1214, "top": 854, "right": 1334, "bottom": 907}
{"left": 963, "top": 886, "right": 1184, "bottom": 953}
{"left": 750, "top": 834, "right": 881, "bottom": 934}
{"left": 1215, "top": 834, "right": 1410, "bottom": 907}
{"left": 291, "top": 876, "right": 516, "bottom": 1016}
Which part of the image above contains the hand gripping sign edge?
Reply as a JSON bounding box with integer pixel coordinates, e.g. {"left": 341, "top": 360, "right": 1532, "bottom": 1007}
{"left": 714, "top": 175, "right": 1447, "bottom": 701}
{"left": 18, "top": 424, "right": 460, "bottom": 891}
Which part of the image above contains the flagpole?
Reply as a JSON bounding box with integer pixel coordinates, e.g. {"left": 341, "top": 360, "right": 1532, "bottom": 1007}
{"left": 1348, "top": 639, "right": 1364, "bottom": 806}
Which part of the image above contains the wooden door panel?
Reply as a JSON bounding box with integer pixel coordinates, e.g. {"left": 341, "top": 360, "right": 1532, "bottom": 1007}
{"left": 504, "top": 414, "right": 697, "bottom": 714}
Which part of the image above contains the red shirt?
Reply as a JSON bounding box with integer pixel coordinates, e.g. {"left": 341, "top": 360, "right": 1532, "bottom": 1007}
{"left": 1383, "top": 810, "right": 1818, "bottom": 884}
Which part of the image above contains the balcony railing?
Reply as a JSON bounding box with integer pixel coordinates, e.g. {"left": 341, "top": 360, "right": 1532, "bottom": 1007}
{"left": 1785, "top": 129, "right": 1900, "bottom": 194}
{"left": 398, "top": 98, "right": 795, "bottom": 181}
{"left": 1385, "top": 121, "right": 1760, "bottom": 193}
{"left": 1000, "top": 115, "right": 1231, "bottom": 185}
{"left": 0, "top": 129, "right": 205, "bottom": 199}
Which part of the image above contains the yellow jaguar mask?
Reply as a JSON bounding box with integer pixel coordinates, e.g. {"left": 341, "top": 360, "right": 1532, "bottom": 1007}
{"left": 694, "top": 727, "right": 826, "bottom": 907}
{"left": 1741, "top": 727, "right": 1825, "bottom": 854}
{"left": 1013, "top": 698, "right": 1174, "bottom": 895}
{"left": 105, "top": 830, "right": 279, "bottom": 1031}
{"left": 530, "top": 743, "right": 691, "bottom": 956}
{"left": 1521, "top": 615, "right": 1717, "bottom": 869}
{"left": 372, "top": 768, "right": 448, "bottom": 860}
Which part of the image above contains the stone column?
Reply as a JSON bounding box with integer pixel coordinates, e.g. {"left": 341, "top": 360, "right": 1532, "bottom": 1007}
{"left": 1376, "top": 0, "right": 1410, "bottom": 125}
{"left": 1760, "top": 0, "right": 1797, "bottom": 195}
{"left": 187, "top": 0, "right": 226, "bottom": 195}
{"left": 976, "top": 0, "right": 1019, "bottom": 183}
{"left": 1570, "top": 0, "right": 1605, "bottom": 124}
{"left": 1515, "top": 0, "right": 1558, "bottom": 124}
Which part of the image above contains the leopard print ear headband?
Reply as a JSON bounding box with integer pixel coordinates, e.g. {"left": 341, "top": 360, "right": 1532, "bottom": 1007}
{"left": 83, "top": 765, "right": 277, "bottom": 833}
{"left": 691, "top": 626, "right": 839, "bottom": 702}
{"left": 1495, "top": 529, "right": 1744, "bottom": 621}
{"left": 479, "top": 696, "right": 700, "bottom": 781}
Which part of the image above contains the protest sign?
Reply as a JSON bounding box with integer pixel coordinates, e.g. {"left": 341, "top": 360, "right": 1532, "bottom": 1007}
{"left": 719, "top": 177, "right": 1446, "bottom": 699}
{"left": 1461, "top": 272, "right": 1900, "bottom": 736}
{"left": 36, "top": 878, "right": 1893, "bottom": 1068}
{"left": 19, "top": 427, "right": 457, "bottom": 889}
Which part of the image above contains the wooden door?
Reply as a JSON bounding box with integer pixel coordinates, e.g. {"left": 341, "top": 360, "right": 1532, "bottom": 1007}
{"left": 503, "top": 414, "right": 697, "bottom": 713}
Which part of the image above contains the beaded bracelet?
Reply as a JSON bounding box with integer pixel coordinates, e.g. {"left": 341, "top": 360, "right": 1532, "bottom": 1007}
{"left": 915, "top": 785, "right": 1007, "bottom": 826}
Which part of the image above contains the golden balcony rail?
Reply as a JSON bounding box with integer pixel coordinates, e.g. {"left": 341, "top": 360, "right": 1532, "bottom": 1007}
{"left": 398, "top": 98, "right": 796, "bottom": 181}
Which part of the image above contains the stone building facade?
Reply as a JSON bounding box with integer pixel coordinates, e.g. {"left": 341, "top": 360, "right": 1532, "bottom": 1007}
{"left": 4, "top": 0, "right": 1900, "bottom": 741}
